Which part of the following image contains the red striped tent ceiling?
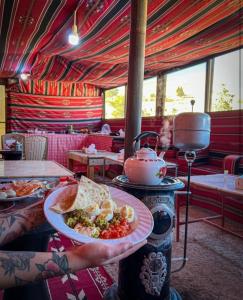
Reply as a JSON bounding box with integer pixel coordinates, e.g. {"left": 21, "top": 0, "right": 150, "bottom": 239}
{"left": 0, "top": 0, "right": 242, "bottom": 88}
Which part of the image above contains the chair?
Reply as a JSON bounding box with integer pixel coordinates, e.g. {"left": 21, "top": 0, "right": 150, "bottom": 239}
{"left": 1, "top": 133, "right": 25, "bottom": 159}
{"left": 24, "top": 135, "right": 48, "bottom": 160}
{"left": 1, "top": 133, "right": 25, "bottom": 149}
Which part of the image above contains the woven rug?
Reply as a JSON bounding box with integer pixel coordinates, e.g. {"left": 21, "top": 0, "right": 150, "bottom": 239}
{"left": 46, "top": 233, "right": 113, "bottom": 300}
{"left": 104, "top": 206, "right": 243, "bottom": 300}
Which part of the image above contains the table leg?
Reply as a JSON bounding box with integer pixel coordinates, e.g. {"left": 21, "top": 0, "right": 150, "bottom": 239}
{"left": 176, "top": 195, "right": 180, "bottom": 242}
{"left": 221, "top": 193, "right": 225, "bottom": 228}
{"left": 87, "top": 166, "right": 95, "bottom": 180}
{"left": 68, "top": 158, "right": 74, "bottom": 171}
{"left": 102, "top": 162, "right": 105, "bottom": 182}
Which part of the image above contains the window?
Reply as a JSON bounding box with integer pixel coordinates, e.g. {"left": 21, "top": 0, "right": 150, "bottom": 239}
{"left": 142, "top": 77, "right": 157, "bottom": 117}
{"left": 164, "top": 63, "right": 206, "bottom": 116}
{"left": 105, "top": 77, "right": 157, "bottom": 119}
{"left": 211, "top": 49, "right": 242, "bottom": 111}
{"left": 104, "top": 86, "right": 126, "bottom": 119}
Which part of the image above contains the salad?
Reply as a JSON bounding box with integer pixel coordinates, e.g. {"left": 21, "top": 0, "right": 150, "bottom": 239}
{"left": 64, "top": 201, "right": 135, "bottom": 239}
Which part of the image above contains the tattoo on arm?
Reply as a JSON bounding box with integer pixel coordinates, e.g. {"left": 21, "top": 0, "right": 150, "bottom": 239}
{"left": 0, "top": 204, "right": 46, "bottom": 246}
{"left": 35, "top": 252, "right": 71, "bottom": 280}
{"left": 0, "top": 252, "right": 35, "bottom": 286}
{"left": 0, "top": 251, "right": 71, "bottom": 287}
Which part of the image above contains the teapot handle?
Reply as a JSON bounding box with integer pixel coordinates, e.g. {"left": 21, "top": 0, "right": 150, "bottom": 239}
{"left": 133, "top": 131, "right": 160, "bottom": 152}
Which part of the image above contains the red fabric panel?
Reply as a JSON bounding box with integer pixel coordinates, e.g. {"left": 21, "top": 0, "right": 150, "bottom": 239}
{"left": 223, "top": 194, "right": 243, "bottom": 224}
{"left": 14, "top": 80, "right": 101, "bottom": 97}
{"left": 190, "top": 185, "right": 243, "bottom": 224}
{"left": 7, "top": 88, "right": 103, "bottom": 132}
{"left": 190, "top": 184, "right": 222, "bottom": 214}
{"left": 7, "top": 120, "right": 102, "bottom": 134}
{"left": 191, "top": 165, "right": 223, "bottom": 175}
{"left": 71, "top": 135, "right": 113, "bottom": 174}
{"left": 86, "top": 134, "right": 113, "bottom": 151}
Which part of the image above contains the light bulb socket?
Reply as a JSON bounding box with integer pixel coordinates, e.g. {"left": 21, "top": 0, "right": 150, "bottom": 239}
{"left": 72, "top": 24, "right": 78, "bottom": 34}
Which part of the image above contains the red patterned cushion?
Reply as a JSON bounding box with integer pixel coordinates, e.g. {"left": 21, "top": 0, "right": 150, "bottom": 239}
{"left": 223, "top": 155, "right": 242, "bottom": 174}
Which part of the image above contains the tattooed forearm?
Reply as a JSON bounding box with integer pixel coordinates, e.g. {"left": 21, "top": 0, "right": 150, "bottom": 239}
{"left": 35, "top": 252, "right": 71, "bottom": 280}
{"left": 0, "top": 251, "right": 71, "bottom": 289}
{"left": 0, "top": 202, "right": 46, "bottom": 246}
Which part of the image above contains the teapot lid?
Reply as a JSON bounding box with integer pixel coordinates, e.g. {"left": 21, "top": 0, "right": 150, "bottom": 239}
{"left": 136, "top": 147, "right": 157, "bottom": 159}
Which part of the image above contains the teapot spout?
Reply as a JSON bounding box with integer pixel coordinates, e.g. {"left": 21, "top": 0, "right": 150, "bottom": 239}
{"left": 159, "top": 151, "right": 166, "bottom": 159}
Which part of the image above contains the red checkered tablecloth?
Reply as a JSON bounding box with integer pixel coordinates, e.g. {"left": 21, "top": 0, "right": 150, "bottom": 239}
{"left": 47, "top": 134, "right": 87, "bottom": 166}
{"left": 23, "top": 134, "right": 113, "bottom": 167}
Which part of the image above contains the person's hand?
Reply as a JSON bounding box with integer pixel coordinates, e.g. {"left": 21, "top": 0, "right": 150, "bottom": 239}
{"left": 67, "top": 239, "right": 147, "bottom": 271}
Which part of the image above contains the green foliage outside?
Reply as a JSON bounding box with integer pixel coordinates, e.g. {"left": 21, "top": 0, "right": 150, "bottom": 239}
{"left": 212, "top": 83, "right": 234, "bottom": 111}
{"left": 105, "top": 88, "right": 125, "bottom": 119}
{"left": 176, "top": 86, "right": 186, "bottom": 98}
{"left": 105, "top": 87, "right": 156, "bottom": 118}
{"left": 142, "top": 92, "right": 156, "bottom": 116}
{"left": 164, "top": 86, "right": 195, "bottom": 116}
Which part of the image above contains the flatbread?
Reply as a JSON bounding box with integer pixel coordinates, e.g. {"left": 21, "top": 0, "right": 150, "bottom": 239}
{"left": 51, "top": 176, "right": 113, "bottom": 214}
{"left": 50, "top": 185, "right": 78, "bottom": 213}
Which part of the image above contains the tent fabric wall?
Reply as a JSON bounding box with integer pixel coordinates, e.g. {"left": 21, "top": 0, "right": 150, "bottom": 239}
{"left": 7, "top": 80, "right": 103, "bottom": 132}
{"left": 0, "top": 1, "right": 241, "bottom": 88}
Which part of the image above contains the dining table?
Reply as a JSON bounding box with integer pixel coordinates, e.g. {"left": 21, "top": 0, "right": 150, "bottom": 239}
{"left": 177, "top": 173, "right": 243, "bottom": 240}
{"left": 0, "top": 159, "right": 75, "bottom": 231}
{"left": 68, "top": 150, "right": 121, "bottom": 179}
{"left": 0, "top": 160, "right": 74, "bottom": 180}
{"left": 0, "top": 160, "right": 75, "bottom": 216}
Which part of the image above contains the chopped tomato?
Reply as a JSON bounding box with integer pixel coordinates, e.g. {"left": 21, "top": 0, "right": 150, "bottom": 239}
{"left": 100, "top": 219, "right": 131, "bottom": 239}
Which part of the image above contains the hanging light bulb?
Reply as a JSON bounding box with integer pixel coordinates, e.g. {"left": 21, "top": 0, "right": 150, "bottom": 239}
{"left": 20, "top": 73, "right": 30, "bottom": 80}
{"left": 68, "top": 10, "right": 79, "bottom": 46}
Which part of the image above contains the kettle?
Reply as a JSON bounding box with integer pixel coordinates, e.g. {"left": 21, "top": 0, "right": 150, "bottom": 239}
{"left": 124, "top": 131, "right": 167, "bottom": 185}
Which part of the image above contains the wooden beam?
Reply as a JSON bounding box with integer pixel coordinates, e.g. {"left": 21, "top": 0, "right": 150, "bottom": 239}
{"left": 156, "top": 74, "right": 167, "bottom": 116}
{"left": 205, "top": 58, "right": 214, "bottom": 112}
{"left": 124, "top": 0, "right": 148, "bottom": 160}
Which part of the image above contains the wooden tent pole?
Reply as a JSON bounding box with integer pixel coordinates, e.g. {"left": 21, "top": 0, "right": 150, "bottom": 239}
{"left": 124, "top": 0, "right": 148, "bottom": 160}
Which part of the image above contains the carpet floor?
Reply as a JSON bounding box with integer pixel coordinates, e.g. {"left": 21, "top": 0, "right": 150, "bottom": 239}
{"left": 104, "top": 206, "right": 243, "bottom": 300}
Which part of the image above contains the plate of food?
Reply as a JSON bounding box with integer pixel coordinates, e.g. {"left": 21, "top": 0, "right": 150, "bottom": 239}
{"left": 0, "top": 180, "right": 44, "bottom": 201}
{"left": 44, "top": 176, "right": 154, "bottom": 245}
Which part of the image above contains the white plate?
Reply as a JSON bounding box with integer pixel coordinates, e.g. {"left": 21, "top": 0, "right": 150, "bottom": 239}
{"left": 44, "top": 184, "right": 154, "bottom": 245}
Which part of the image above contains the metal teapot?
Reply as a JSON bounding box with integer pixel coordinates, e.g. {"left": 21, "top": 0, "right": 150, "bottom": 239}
{"left": 124, "top": 131, "right": 167, "bottom": 185}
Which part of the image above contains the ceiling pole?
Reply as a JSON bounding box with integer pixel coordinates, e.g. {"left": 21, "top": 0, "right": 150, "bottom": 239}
{"left": 124, "top": 0, "right": 148, "bottom": 160}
